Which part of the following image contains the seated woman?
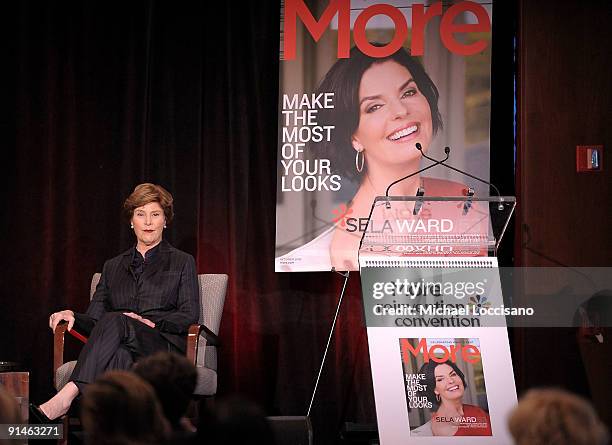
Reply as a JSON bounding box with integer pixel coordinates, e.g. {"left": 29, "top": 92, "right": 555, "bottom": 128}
{"left": 31, "top": 183, "right": 199, "bottom": 421}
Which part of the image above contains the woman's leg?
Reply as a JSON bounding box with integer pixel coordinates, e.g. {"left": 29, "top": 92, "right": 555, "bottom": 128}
{"left": 39, "top": 381, "right": 79, "bottom": 420}
{"left": 41, "top": 312, "right": 169, "bottom": 419}
{"left": 69, "top": 312, "right": 135, "bottom": 389}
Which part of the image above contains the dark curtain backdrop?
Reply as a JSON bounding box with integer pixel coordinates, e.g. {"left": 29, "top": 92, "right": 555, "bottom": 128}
{"left": 6, "top": 0, "right": 611, "bottom": 437}
{"left": 2, "top": 1, "right": 522, "bottom": 442}
{"left": 2, "top": 1, "right": 375, "bottom": 443}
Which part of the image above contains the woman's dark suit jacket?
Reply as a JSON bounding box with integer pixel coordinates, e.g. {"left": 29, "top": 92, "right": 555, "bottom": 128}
{"left": 74, "top": 240, "right": 200, "bottom": 352}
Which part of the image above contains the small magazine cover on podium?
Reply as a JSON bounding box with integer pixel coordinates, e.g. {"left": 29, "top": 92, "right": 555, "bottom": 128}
{"left": 399, "top": 337, "right": 492, "bottom": 437}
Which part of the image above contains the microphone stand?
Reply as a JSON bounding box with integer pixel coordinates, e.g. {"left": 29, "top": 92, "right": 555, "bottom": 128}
{"left": 306, "top": 268, "right": 350, "bottom": 418}
{"left": 416, "top": 144, "right": 505, "bottom": 210}
{"left": 385, "top": 148, "right": 450, "bottom": 198}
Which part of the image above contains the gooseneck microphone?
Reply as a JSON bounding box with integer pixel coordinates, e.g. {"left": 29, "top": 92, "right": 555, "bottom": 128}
{"left": 416, "top": 143, "right": 504, "bottom": 209}
{"left": 384, "top": 147, "right": 449, "bottom": 198}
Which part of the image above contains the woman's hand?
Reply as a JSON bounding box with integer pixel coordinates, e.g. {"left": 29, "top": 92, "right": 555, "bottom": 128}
{"left": 123, "top": 312, "right": 156, "bottom": 329}
{"left": 49, "top": 310, "right": 75, "bottom": 332}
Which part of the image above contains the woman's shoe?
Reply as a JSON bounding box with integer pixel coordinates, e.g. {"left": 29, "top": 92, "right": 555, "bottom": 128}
{"left": 28, "top": 403, "right": 54, "bottom": 424}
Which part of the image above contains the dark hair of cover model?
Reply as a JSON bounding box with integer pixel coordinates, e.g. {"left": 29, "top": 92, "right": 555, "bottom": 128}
{"left": 311, "top": 44, "right": 443, "bottom": 181}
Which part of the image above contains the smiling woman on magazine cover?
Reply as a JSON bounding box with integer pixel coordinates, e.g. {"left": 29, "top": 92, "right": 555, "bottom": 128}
{"left": 411, "top": 359, "right": 492, "bottom": 436}
{"left": 279, "top": 45, "right": 466, "bottom": 271}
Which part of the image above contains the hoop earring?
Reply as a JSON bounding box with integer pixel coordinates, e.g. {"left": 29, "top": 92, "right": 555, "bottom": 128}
{"left": 355, "top": 150, "right": 365, "bottom": 173}
{"left": 436, "top": 394, "right": 441, "bottom": 403}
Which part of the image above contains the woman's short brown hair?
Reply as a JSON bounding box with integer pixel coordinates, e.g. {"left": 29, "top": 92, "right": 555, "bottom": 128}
{"left": 508, "top": 388, "right": 609, "bottom": 445}
{"left": 123, "top": 183, "right": 174, "bottom": 225}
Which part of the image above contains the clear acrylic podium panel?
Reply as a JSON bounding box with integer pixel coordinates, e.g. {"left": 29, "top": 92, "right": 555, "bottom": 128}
{"left": 358, "top": 197, "right": 519, "bottom": 444}
{"left": 358, "top": 196, "right": 516, "bottom": 258}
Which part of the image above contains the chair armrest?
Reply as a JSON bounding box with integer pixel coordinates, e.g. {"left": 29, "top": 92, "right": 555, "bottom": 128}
{"left": 186, "top": 323, "right": 220, "bottom": 364}
{"left": 53, "top": 323, "right": 69, "bottom": 379}
{"left": 53, "top": 322, "right": 88, "bottom": 385}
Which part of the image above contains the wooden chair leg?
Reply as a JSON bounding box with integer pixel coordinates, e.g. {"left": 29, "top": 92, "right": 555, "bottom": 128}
{"left": 57, "top": 415, "right": 68, "bottom": 445}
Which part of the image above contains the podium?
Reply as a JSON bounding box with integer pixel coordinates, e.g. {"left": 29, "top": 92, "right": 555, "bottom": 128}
{"left": 358, "top": 196, "right": 517, "bottom": 444}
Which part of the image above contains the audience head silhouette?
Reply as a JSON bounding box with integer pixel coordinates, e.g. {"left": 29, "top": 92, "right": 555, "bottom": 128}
{"left": 508, "top": 388, "right": 609, "bottom": 445}
{"left": 133, "top": 351, "right": 197, "bottom": 431}
{"left": 81, "top": 370, "right": 169, "bottom": 445}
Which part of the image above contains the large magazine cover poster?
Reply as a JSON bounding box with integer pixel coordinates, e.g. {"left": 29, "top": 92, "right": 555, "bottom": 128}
{"left": 276, "top": 0, "right": 494, "bottom": 272}
{"left": 399, "top": 337, "right": 492, "bottom": 436}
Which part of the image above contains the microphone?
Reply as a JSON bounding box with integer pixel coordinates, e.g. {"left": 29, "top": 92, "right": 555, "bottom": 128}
{"left": 383, "top": 148, "right": 450, "bottom": 210}
{"left": 384, "top": 147, "right": 449, "bottom": 198}
{"left": 416, "top": 144, "right": 505, "bottom": 210}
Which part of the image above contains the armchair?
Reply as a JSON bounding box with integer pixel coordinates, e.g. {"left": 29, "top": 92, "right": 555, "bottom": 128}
{"left": 53, "top": 273, "right": 228, "bottom": 397}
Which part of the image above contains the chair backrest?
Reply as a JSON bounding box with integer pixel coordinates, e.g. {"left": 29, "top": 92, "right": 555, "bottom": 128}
{"left": 89, "top": 273, "right": 228, "bottom": 336}
{"left": 90, "top": 273, "right": 101, "bottom": 299}
{"left": 197, "top": 274, "right": 228, "bottom": 336}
